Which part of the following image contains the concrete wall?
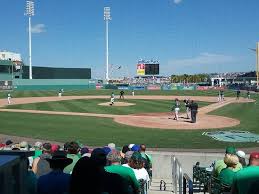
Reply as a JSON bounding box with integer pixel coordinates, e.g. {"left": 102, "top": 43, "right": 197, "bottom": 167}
{"left": 12, "top": 79, "right": 96, "bottom": 90}
{"left": 149, "top": 151, "right": 224, "bottom": 180}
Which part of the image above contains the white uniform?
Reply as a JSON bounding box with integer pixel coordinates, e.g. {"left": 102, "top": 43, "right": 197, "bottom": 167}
{"left": 7, "top": 93, "right": 11, "bottom": 104}
{"left": 110, "top": 93, "right": 115, "bottom": 105}
{"left": 132, "top": 91, "right": 135, "bottom": 96}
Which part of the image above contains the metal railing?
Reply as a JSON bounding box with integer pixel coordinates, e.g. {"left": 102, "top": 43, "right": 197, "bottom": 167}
{"left": 172, "top": 156, "right": 183, "bottom": 194}
{"left": 172, "top": 156, "right": 194, "bottom": 194}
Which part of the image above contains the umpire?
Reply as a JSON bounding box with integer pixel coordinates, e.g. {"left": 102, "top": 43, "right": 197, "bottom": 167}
{"left": 189, "top": 100, "right": 198, "bottom": 123}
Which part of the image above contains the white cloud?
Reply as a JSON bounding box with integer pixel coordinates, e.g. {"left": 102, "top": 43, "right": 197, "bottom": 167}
{"left": 168, "top": 52, "right": 236, "bottom": 67}
{"left": 173, "top": 0, "right": 183, "bottom": 4}
{"left": 31, "top": 24, "right": 46, "bottom": 33}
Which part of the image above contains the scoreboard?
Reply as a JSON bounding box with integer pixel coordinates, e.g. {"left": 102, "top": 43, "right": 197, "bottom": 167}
{"left": 137, "top": 62, "right": 159, "bottom": 76}
{"left": 145, "top": 63, "right": 159, "bottom": 75}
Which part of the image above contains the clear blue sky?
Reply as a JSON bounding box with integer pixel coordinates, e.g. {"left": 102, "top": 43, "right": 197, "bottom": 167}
{"left": 1, "top": 0, "right": 259, "bottom": 78}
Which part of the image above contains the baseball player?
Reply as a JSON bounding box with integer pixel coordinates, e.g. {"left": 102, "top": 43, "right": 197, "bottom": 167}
{"left": 183, "top": 99, "right": 190, "bottom": 119}
{"left": 247, "top": 90, "right": 250, "bottom": 99}
{"left": 236, "top": 89, "right": 241, "bottom": 100}
{"left": 58, "top": 89, "right": 62, "bottom": 97}
{"left": 7, "top": 93, "right": 11, "bottom": 104}
{"left": 172, "top": 98, "right": 180, "bottom": 121}
{"left": 220, "top": 90, "right": 224, "bottom": 101}
{"left": 110, "top": 92, "right": 115, "bottom": 106}
{"left": 132, "top": 90, "right": 135, "bottom": 96}
{"left": 119, "top": 90, "right": 125, "bottom": 99}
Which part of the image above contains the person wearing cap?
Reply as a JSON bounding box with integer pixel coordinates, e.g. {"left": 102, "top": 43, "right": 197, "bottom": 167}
{"left": 64, "top": 141, "right": 81, "bottom": 174}
{"left": 123, "top": 152, "right": 150, "bottom": 182}
{"left": 105, "top": 150, "right": 140, "bottom": 194}
{"left": 37, "top": 151, "right": 72, "bottom": 194}
{"left": 32, "top": 143, "right": 52, "bottom": 177}
{"left": 213, "top": 147, "right": 243, "bottom": 177}
{"left": 236, "top": 150, "right": 247, "bottom": 167}
{"left": 33, "top": 142, "right": 43, "bottom": 159}
{"left": 219, "top": 154, "right": 239, "bottom": 186}
{"left": 231, "top": 152, "right": 259, "bottom": 194}
{"left": 20, "top": 141, "right": 29, "bottom": 151}
{"left": 108, "top": 142, "right": 116, "bottom": 149}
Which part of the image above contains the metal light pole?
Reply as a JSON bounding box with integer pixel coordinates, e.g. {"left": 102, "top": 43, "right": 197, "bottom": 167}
{"left": 256, "top": 42, "right": 259, "bottom": 87}
{"left": 249, "top": 42, "right": 259, "bottom": 87}
{"left": 25, "top": 0, "right": 34, "bottom": 79}
{"left": 104, "top": 7, "right": 111, "bottom": 82}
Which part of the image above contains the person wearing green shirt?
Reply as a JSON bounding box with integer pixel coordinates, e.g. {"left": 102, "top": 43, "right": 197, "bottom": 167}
{"left": 64, "top": 142, "right": 81, "bottom": 174}
{"left": 105, "top": 149, "right": 139, "bottom": 194}
{"left": 219, "top": 154, "right": 239, "bottom": 186}
{"left": 213, "top": 146, "right": 243, "bottom": 177}
{"left": 231, "top": 152, "right": 259, "bottom": 194}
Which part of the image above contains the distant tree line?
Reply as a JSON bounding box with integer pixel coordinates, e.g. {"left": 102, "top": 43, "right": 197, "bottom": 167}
{"left": 171, "top": 74, "right": 209, "bottom": 83}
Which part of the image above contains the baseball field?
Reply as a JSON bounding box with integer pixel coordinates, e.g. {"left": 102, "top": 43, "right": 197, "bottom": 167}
{"left": 0, "top": 89, "right": 258, "bottom": 149}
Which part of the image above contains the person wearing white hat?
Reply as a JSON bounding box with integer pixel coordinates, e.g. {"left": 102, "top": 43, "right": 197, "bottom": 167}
{"left": 236, "top": 150, "right": 246, "bottom": 167}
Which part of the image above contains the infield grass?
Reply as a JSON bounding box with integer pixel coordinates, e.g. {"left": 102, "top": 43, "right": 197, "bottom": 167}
{"left": 6, "top": 99, "right": 211, "bottom": 115}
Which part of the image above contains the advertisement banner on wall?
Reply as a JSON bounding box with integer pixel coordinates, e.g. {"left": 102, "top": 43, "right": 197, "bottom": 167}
{"left": 96, "top": 84, "right": 103, "bottom": 89}
{"left": 197, "top": 86, "right": 209, "bottom": 91}
{"left": 118, "top": 86, "right": 129, "bottom": 90}
{"left": 132, "top": 86, "right": 145, "bottom": 90}
{"left": 171, "top": 85, "right": 178, "bottom": 90}
{"left": 182, "top": 85, "right": 196, "bottom": 90}
{"left": 137, "top": 64, "right": 145, "bottom": 75}
{"left": 162, "top": 85, "right": 172, "bottom": 90}
{"left": 0, "top": 81, "right": 12, "bottom": 90}
{"left": 147, "top": 85, "right": 161, "bottom": 90}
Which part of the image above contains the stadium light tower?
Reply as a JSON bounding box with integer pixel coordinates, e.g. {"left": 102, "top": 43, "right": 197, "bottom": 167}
{"left": 25, "top": 0, "right": 35, "bottom": 79}
{"left": 249, "top": 42, "right": 259, "bottom": 87}
{"left": 104, "top": 7, "right": 111, "bottom": 82}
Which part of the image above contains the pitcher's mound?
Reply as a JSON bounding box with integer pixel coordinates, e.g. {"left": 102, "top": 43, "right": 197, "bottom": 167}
{"left": 98, "top": 102, "right": 136, "bottom": 107}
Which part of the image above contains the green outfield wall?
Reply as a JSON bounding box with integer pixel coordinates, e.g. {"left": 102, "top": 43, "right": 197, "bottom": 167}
{"left": 13, "top": 79, "right": 96, "bottom": 90}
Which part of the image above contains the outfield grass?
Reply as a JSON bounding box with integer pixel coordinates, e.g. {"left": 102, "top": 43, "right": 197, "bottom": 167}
{"left": 6, "top": 99, "right": 211, "bottom": 115}
{"left": 0, "top": 90, "right": 258, "bottom": 148}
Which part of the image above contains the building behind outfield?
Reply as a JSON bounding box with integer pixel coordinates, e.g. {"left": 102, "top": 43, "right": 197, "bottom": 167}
{"left": 0, "top": 51, "right": 93, "bottom": 90}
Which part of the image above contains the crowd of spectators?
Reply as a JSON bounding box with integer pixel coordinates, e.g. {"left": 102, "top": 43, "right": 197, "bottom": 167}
{"left": 212, "top": 146, "right": 259, "bottom": 194}
{"left": 0, "top": 140, "right": 152, "bottom": 194}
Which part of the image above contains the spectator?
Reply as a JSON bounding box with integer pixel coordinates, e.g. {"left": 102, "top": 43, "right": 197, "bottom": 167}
{"left": 213, "top": 146, "right": 242, "bottom": 177}
{"left": 4, "top": 139, "right": 13, "bottom": 150}
{"left": 33, "top": 142, "right": 43, "bottom": 159}
{"left": 140, "top": 144, "right": 152, "bottom": 173}
{"left": 123, "top": 152, "right": 150, "bottom": 182}
{"left": 103, "top": 146, "right": 112, "bottom": 156}
{"left": 122, "top": 151, "right": 134, "bottom": 165}
{"left": 80, "top": 147, "right": 90, "bottom": 157}
{"left": 20, "top": 141, "right": 29, "bottom": 151}
{"left": 70, "top": 148, "right": 127, "bottom": 194}
{"left": 32, "top": 143, "right": 52, "bottom": 177}
{"left": 131, "top": 144, "right": 140, "bottom": 152}
{"left": 121, "top": 145, "right": 130, "bottom": 164}
{"left": 107, "top": 142, "right": 116, "bottom": 149}
{"left": 64, "top": 141, "right": 81, "bottom": 174}
{"left": 231, "top": 152, "right": 259, "bottom": 194}
{"left": 105, "top": 150, "right": 140, "bottom": 194}
{"left": 236, "top": 150, "right": 247, "bottom": 167}
{"left": 37, "top": 151, "right": 72, "bottom": 194}
{"left": 219, "top": 154, "right": 239, "bottom": 185}
{"left": 25, "top": 159, "right": 37, "bottom": 194}
{"left": 51, "top": 144, "right": 60, "bottom": 153}
{"left": 70, "top": 156, "right": 103, "bottom": 194}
